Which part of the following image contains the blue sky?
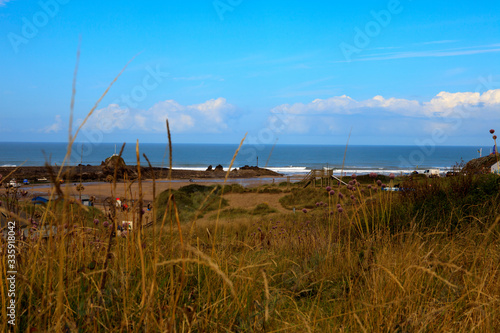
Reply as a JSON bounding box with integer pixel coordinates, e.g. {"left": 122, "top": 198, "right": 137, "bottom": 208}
{"left": 0, "top": 0, "right": 499, "bottom": 146}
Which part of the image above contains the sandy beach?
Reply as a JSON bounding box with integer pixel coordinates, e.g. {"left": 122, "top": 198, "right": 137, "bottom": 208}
{"left": 24, "top": 176, "right": 296, "bottom": 202}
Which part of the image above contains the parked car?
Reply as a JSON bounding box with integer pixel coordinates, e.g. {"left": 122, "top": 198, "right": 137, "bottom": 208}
{"left": 8, "top": 179, "right": 21, "bottom": 188}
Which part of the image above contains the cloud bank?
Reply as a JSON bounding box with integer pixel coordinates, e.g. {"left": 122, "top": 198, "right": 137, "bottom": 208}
{"left": 269, "top": 89, "right": 500, "bottom": 135}
{"left": 82, "top": 97, "right": 235, "bottom": 134}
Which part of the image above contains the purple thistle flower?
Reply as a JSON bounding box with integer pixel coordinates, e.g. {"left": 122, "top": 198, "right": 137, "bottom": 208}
{"left": 326, "top": 186, "right": 331, "bottom": 192}
{"left": 389, "top": 173, "right": 395, "bottom": 179}
{"left": 352, "top": 187, "right": 356, "bottom": 191}
{"left": 369, "top": 172, "right": 377, "bottom": 178}
{"left": 93, "top": 218, "right": 99, "bottom": 225}
{"left": 336, "top": 203, "right": 341, "bottom": 208}
{"left": 376, "top": 180, "right": 382, "bottom": 186}
{"left": 316, "top": 202, "right": 320, "bottom": 207}
{"left": 347, "top": 185, "right": 353, "bottom": 190}
{"left": 103, "top": 221, "right": 110, "bottom": 228}
{"left": 338, "top": 193, "right": 344, "bottom": 199}
{"left": 367, "top": 185, "right": 372, "bottom": 189}
{"left": 350, "top": 195, "right": 355, "bottom": 200}
{"left": 351, "top": 173, "right": 357, "bottom": 179}
{"left": 329, "top": 190, "right": 335, "bottom": 195}
{"left": 302, "top": 208, "right": 307, "bottom": 213}
{"left": 348, "top": 180, "right": 354, "bottom": 186}
{"left": 490, "top": 129, "right": 495, "bottom": 134}
{"left": 381, "top": 184, "right": 387, "bottom": 189}
{"left": 337, "top": 207, "right": 344, "bottom": 213}
{"left": 320, "top": 201, "right": 324, "bottom": 206}
{"left": 494, "top": 135, "right": 498, "bottom": 140}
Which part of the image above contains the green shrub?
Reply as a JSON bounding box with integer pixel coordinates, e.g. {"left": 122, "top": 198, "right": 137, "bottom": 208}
{"left": 156, "top": 184, "right": 228, "bottom": 223}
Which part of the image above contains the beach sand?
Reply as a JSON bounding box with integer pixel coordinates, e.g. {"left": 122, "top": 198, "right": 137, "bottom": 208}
{"left": 25, "top": 177, "right": 294, "bottom": 202}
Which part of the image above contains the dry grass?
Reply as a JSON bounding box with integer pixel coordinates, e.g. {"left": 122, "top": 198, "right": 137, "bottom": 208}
{"left": 2, "top": 161, "right": 500, "bottom": 331}
{"left": 1, "top": 55, "right": 499, "bottom": 332}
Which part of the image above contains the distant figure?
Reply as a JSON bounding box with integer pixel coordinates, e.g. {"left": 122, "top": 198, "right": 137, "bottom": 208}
{"left": 147, "top": 203, "right": 152, "bottom": 211}
{"left": 116, "top": 198, "right": 121, "bottom": 208}
{"left": 189, "top": 179, "right": 194, "bottom": 182}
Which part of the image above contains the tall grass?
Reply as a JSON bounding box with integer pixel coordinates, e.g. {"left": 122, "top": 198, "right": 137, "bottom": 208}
{"left": 2, "top": 160, "right": 499, "bottom": 331}
{"left": 1, "top": 53, "right": 499, "bottom": 331}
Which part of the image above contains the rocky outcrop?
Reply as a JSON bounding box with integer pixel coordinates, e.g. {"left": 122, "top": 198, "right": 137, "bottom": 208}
{"left": 0, "top": 165, "right": 283, "bottom": 183}
{"left": 101, "top": 155, "right": 132, "bottom": 178}
{"left": 463, "top": 154, "right": 499, "bottom": 174}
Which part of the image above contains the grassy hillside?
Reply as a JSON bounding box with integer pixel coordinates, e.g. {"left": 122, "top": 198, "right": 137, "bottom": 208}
{"left": 1, "top": 173, "right": 499, "bottom": 331}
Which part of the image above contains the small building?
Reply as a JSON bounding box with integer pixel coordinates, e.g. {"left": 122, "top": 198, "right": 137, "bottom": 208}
{"left": 491, "top": 161, "right": 500, "bottom": 174}
{"left": 70, "top": 195, "right": 93, "bottom": 206}
{"left": 81, "top": 195, "right": 93, "bottom": 207}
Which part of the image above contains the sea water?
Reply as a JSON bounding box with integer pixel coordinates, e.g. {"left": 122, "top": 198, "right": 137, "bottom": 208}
{"left": 0, "top": 142, "right": 493, "bottom": 176}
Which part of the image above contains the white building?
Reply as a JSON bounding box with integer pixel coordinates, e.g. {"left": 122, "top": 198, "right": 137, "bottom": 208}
{"left": 491, "top": 161, "right": 500, "bottom": 174}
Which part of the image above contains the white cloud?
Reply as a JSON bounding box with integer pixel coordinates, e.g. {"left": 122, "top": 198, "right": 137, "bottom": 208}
{"left": 336, "top": 44, "right": 500, "bottom": 63}
{"left": 42, "top": 115, "right": 62, "bottom": 133}
{"left": 143, "top": 97, "right": 234, "bottom": 133}
{"left": 0, "top": 0, "right": 13, "bottom": 7}
{"left": 77, "top": 104, "right": 132, "bottom": 134}
{"left": 269, "top": 89, "right": 500, "bottom": 134}
{"left": 83, "top": 97, "right": 235, "bottom": 134}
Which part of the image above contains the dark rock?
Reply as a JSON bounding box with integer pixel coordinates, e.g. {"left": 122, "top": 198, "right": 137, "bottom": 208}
{"left": 206, "top": 165, "right": 213, "bottom": 171}
{"left": 214, "top": 164, "right": 224, "bottom": 171}
{"left": 102, "top": 155, "right": 128, "bottom": 178}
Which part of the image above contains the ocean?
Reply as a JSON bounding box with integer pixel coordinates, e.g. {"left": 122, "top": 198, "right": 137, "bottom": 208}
{"left": 0, "top": 142, "right": 493, "bottom": 176}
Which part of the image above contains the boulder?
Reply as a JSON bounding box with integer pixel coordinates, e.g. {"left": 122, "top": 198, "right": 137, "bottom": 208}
{"left": 101, "top": 155, "right": 128, "bottom": 178}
